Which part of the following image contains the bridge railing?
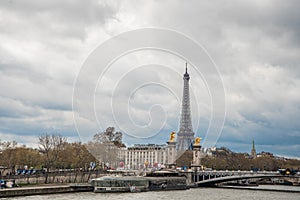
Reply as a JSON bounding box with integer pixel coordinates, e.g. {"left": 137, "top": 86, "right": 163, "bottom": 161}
{"left": 190, "top": 170, "right": 281, "bottom": 184}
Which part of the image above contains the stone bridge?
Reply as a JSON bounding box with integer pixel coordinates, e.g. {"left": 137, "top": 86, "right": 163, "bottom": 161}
{"left": 183, "top": 170, "right": 299, "bottom": 186}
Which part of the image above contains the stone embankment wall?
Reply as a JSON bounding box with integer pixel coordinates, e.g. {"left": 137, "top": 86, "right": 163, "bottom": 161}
{"left": 2, "top": 171, "right": 103, "bottom": 185}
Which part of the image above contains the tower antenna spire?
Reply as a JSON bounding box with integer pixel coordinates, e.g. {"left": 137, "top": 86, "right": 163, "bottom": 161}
{"left": 185, "top": 62, "right": 188, "bottom": 73}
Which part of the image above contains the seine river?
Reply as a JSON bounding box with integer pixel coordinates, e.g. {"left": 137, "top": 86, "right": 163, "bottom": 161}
{"left": 5, "top": 186, "right": 300, "bottom": 200}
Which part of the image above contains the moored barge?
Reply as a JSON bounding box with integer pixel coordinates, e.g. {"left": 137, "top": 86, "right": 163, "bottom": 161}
{"left": 90, "top": 173, "right": 188, "bottom": 193}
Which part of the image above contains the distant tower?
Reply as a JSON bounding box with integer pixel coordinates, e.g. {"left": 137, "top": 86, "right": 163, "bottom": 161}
{"left": 176, "top": 63, "right": 195, "bottom": 151}
{"left": 251, "top": 138, "right": 257, "bottom": 158}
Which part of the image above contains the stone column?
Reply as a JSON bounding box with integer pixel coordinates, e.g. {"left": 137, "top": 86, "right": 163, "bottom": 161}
{"left": 166, "top": 141, "right": 177, "bottom": 166}
{"left": 191, "top": 137, "right": 202, "bottom": 171}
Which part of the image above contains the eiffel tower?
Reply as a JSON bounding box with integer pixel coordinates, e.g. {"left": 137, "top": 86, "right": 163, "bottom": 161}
{"left": 176, "top": 63, "right": 195, "bottom": 151}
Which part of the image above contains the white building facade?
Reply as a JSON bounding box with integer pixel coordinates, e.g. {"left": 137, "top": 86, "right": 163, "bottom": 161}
{"left": 120, "top": 144, "right": 167, "bottom": 170}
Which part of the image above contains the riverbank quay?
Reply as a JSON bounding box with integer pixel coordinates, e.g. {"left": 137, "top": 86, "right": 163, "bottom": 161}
{"left": 0, "top": 170, "right": 106, "bottom": 185}
{"left": 0, "top": 184, "right": 93, "bottom": 198}
{"left": 219, "top": 185, "right": 300, "bottom": 193}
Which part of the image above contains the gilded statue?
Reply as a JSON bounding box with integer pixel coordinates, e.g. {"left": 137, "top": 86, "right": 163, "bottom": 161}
{"left": 169, "top": 131, "right": 176, "bottom": 142}
{"left": 195, "top": 137, "right": 201, "bottom": 145}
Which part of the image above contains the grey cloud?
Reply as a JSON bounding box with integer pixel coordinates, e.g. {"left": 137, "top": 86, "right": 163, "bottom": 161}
{"left": 0, "top": 96, "right": 42, "bottom": 118}
{"left": 0, "top": 0, "right": 119, "bottom": 39}
{"left": 221, "top": 0, "right": 300, "bottom": 44}
{"left": 0, "top": 1, "right": 299, "bottom": 157}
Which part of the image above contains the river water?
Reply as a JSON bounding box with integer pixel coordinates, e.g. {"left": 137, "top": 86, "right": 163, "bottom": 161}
{"left": 4, "top": 186, "right": 300, "bottom": 200}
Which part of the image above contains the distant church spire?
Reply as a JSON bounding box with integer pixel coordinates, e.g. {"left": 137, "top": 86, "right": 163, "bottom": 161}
{"left": 251, "top": 138, "right": 257, "bottom": 158}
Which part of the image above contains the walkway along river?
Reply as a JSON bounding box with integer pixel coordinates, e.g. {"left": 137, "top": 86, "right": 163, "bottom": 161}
{"left": 2, "top": 186, "right": 300, "bottom": 200}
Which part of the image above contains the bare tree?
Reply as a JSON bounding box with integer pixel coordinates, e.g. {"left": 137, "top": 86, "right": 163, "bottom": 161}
{"left": 0, "top": 140, "right": 17, "bottom": 152}
{"left": 38, "top": 134, "right": 66, "bottom": 183}
{"left": 0, "top": 140, "right": 17, "bottom": 174}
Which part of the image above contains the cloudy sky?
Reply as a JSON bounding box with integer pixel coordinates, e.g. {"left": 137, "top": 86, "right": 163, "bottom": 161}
{"left": 0, "top": 0, "right": 299, "bottom": 158}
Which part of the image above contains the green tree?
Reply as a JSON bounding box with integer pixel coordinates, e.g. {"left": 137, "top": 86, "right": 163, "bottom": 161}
{"left": 59, "top": 142, "right": 96, "bottom": 170}
{"left": 92, "top": 127, "right": 125, "bottom": 147}
{"left": 0, "top": 140, "right": 18, "bottom": 173}
{"left": 13, "top": 147, "right": 43, "bottom": 170}
{"left": 87, "top": 127, "right": 125, "bottom": 169}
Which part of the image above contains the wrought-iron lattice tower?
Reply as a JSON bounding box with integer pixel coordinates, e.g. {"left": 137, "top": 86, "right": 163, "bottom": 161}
{"left": 176, "top": 63, "right": 195, "bottom": 151}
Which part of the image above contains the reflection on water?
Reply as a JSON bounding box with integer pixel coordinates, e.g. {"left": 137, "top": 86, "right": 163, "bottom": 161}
{"left": 5, "top": 186, "right": 300, "bottom": 200}
{"left": 257, "top": 185, "right": 300, "bottom": 191}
